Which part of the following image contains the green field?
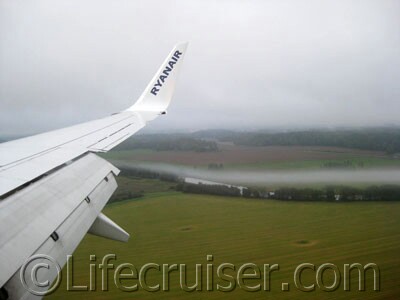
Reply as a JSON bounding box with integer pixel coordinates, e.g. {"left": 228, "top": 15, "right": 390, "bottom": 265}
{"left": 223, "top": 157, "right": 400, "bottom": 170}
{"left": 102, "top": 146, "right": 400, "bottom": 171}
{"left": 49, "top": 192, "right": 400, "bottom": 299}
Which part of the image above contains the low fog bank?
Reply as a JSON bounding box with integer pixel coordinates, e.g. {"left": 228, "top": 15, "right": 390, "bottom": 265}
{"left": 112, "top": 161, "right": 400, "bottom": 186}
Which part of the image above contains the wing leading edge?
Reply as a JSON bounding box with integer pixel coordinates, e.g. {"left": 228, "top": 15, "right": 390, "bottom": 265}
{"left": 0, "top": 42, "right": 188, "bottom": 299}
{"left": 0, "top": 42, "right": 188, "bottom": 197}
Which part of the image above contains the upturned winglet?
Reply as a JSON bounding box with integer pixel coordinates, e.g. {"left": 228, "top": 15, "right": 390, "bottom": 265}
{"left": 126, "top": 42, "right": 188, "bottom": 113}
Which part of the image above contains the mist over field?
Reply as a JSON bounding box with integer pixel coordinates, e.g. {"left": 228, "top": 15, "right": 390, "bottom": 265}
{"left": 106, "top": 129, "right": 400, "bottom": 186}
{"left": 112, "top": 160, "right": 400, "bottom": 186}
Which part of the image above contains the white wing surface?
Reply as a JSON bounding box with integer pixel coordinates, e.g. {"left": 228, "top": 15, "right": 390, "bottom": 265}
{"left": 0, "top": 42, "right": 188, "bottom": 299}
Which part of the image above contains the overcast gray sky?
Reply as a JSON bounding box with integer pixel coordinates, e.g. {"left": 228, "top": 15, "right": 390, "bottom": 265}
{"left": 1, "top": 0, "right": 399, "bottom": 135}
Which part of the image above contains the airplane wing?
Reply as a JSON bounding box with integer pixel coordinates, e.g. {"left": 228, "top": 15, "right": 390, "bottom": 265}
{"left": 0, "top": 42, "right": 188, "bottom": 299}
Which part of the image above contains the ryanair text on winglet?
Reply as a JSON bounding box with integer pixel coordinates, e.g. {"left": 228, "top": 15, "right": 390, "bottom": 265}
{"left": 150, "top": 50, "right": 183, "bottom": 96}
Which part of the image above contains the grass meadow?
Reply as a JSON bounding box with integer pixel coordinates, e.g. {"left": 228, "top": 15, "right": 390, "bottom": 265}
{"left": 49, "top": 192, "right": 400, "bottom": 299}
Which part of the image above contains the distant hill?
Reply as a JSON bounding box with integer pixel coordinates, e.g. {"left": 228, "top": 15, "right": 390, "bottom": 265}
{"left": 191, "top": 129, "right": 237, "bottom": 139}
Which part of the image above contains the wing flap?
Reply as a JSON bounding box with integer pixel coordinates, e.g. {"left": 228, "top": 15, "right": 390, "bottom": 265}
{"left": 3, "top": 166, "right": 119, "bottom": 299}
{"left": 0, "top": 153, "right": 118, "bottom": 287}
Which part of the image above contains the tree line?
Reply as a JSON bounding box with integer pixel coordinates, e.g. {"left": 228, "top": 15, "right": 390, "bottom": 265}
{"left": 191, "top": 128, "right": 400, "bottom": 154}
{"left": 176, "top": 182, "right": 242, "bottom": 197}
{"left": 223, "top": 129, "right": 400, "bottom": 154}
{"left": 114, "top": 134, "right": 218, "bottom": 152}
{"left": 271, "top": 185, "right": 400, "bottom": 201}
{"left": 177, "top": 183, "right": 400, "bottom": 202}
{"left": 118, "top": 166, "right": 180, "bottom": 182}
